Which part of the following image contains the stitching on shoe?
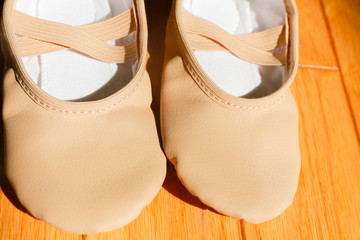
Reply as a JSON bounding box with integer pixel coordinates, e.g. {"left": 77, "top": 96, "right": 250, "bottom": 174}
{"left": 183, "top": 60, "right": 288, "bottom": 111}
{"left": 15, "top": 71, "right": 144, "bottom": 115}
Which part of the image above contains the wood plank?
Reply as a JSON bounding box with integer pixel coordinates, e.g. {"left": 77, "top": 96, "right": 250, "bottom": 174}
{"left": 0, "top": 189, "right": 83, "bottom": 240}
{"left": 295, "top": 0, "right": 338, "bottom": 67}
{"left": 321, "top": 0, "right": 360, "bottom": 134}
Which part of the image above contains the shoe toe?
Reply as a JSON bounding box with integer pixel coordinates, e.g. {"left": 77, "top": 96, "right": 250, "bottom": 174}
{"left": 5, "top": 108, "right": 166, "bottom": 234}
{"left": 164, "top": 90, "right": 300, "bottom": 223}
{"left": 175, "top": 140, "right": 300, "bottom": 223}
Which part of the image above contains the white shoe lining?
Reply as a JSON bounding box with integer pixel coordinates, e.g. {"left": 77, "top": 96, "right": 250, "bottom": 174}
{"left": 183, "top": 0, "right": 286, "bottom": 98}
{"left": 14, "top": 0, "right": 137, "bottom": 101}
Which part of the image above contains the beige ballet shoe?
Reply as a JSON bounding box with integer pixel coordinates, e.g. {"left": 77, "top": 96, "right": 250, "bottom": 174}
{"left": 1, "top": 0, "right": 166, "bottom": 234}
{"left": 161, "top": 0, "right": 300, "bottom": 223}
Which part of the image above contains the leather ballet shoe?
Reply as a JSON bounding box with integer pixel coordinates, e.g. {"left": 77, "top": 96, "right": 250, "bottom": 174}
{"left": 1, "top": 0, "right": 166, "bottom": 234}
{"left": 161, "top": 0, "right": 300, "bottom": 223}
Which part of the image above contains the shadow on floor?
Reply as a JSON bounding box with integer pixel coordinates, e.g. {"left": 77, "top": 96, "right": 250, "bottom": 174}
{"left": 163, "top": 160, "right": 210, "bottom": 210}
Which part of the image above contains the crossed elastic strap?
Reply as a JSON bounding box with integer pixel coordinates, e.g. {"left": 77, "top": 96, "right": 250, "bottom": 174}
{"left": 183, "top": 9, "right": 287, "bottom": 66}
{"left": 12, "top": 9, "right": 137, "bottom": 63}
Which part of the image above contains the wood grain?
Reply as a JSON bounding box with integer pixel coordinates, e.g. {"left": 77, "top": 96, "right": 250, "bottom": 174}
{"left": 1, "top": 0, "right": 360, "bottom": 239}
{"left": 320, "top": 0, "right": 360, "bottom": 134}
{"left": 297, "top": 0, "right": 338, "bottom": 67}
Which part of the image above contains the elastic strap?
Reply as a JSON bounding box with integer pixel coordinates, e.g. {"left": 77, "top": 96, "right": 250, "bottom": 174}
{"left": 12, "top": 9, "right": 137, "bottom": 63}
{"left": 183, "top": 9, "right": 287, "bottom": 66}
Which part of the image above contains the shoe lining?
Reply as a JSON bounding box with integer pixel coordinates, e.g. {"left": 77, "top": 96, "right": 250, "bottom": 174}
{"left": 14, "top": 0, "right": 137, "bottom": 101}
{"left": 183, "top": 0, "right": 286, "bottom": 98}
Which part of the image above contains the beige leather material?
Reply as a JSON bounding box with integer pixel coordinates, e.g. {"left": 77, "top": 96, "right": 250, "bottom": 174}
{"left": 161, "top": 0, "right": 300, "bottom": 223}
{"left": 1, "top": 0, "right": 166, "bottom": 234}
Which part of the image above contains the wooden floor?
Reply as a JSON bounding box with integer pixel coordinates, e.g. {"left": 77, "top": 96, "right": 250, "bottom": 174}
{"left": 1, "top": 0, "right": 360, "bottom": 239}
